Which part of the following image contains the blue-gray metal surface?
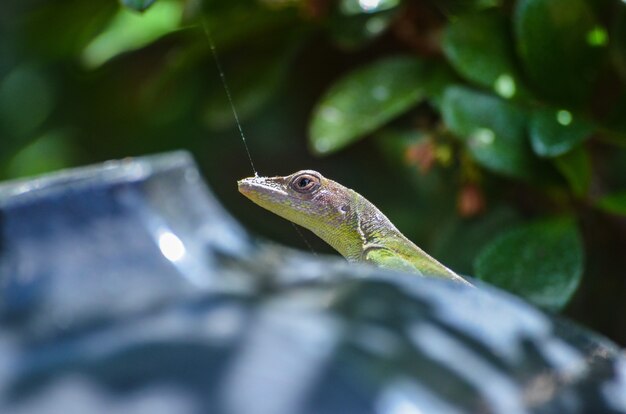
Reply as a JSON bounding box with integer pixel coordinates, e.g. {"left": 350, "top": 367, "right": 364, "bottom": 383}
{"left": 0, "top": 151, "right": 624, "bottom": 414}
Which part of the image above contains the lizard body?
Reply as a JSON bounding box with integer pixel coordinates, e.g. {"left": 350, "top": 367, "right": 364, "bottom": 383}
{"left": 238, "top": 170, "right": 470, "bottom": 285}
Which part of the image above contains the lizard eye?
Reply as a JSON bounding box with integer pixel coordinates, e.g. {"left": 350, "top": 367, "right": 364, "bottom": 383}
{"left": 291, "top": 173, "right": 320, "bottom": 193}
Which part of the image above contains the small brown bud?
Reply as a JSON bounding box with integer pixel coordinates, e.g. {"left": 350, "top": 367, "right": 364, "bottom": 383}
{"left": 458, "top": 183, "right": 485, "bottom": 217}
{"left": 405, "top": 140, "right": 436, "bottom": 174}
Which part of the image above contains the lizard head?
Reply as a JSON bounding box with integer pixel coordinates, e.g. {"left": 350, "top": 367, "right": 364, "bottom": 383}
{"left": 237, "top": 170, "right": 355, "bottom": 235}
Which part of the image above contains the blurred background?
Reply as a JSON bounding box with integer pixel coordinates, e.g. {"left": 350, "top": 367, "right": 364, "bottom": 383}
{"left": 1, "top": 0, "right": 626, "bottom": 344}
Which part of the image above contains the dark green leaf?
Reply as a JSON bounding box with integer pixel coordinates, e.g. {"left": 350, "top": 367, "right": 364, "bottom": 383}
{"left": 203, "top": 22, "right": 304, "bottom": 130}
{"left": 441, "top": 86, "right": 536, "bottom": 179}
{"left": 554, "top": 147, "right": 591, "bottom": 197}
{"left": 328, "top": 10, "right": 397, "bottom": 50}
{"left": 82, "top": 1, "right": 182, "bottom": 68}
{"left": 199, "top": 1, "right": 300, "bottom": 52}
{"left": 475, "top": 218, "right": 584, "bottom": 310}
{"left": 22, "top": 0, "right": 117, "bottom": 60}
{"left": 443, "top": 11, "right": 525, "bottom": 99}
{"left": 0, "top": 65, "right": 53, "bottom": 138}
{"left": 597, "top": 191, "right": 626, "bottom": 216}
{"left": 309, "top": 56, "right": 434, "bottom": 155}
{"left": 514, "top": 0, "right": 606, "bottom": 104}
{"left": 121, "top": 0, "right": 157, "bottom": 12}
{"left": 7, "top": 130, "right": 75, "bottom": 179}
{"left": 416, "top": 63, "right": 459, "bottom": 110}
{"left": 529, "top": 107, "right": 594, "bottom": 157}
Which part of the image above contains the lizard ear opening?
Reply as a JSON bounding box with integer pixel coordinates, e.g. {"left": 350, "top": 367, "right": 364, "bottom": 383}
{"left": 290, "top": 173, "right": 320, "bottom": 194}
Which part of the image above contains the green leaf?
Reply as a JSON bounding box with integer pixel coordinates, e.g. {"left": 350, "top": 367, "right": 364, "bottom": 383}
{"left": 443, "top": 11, "right": 525, "bottom": 99}
{"left": 22, "top": 0, "right": 117, "bottom": 60}
{"left": 529, "top": 108, "right": 594, "bottom": 157}
{"left": 121, "top": 0, "right": 157, "bottom": 12}
{"left": 553, "top": 147, "right": 591, "bottom": 197}
{"left": 7, "top": 130, "right": 75, "bottom": 179}
{"left": 597, "top": 191, "right": 626, "bottom": 216}
{"left": 82, "top": 0, "right": 182, "bottom": 68}
{"left": 475, "top": 218, "right": 584, "bottom": 310}
{"left": 0, "top": 65, "right": 54, "bottom": 139}
{"left": 514, "top": 0, "right": 606, "bottom": 104}
{"left": 441, "top": 86, "right": 536, "bottom": 179}
{"left": 309, "top": 56, "right": 435, "bottom": 155}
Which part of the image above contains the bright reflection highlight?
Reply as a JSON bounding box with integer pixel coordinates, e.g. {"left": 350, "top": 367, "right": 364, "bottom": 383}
{"left": 382, "top": 398, "right": 424, "bottom": 414}
{"left": 320, "top": 106, "right": 341, "bottom": 122}
{"left": 372, "top": 85, "right": 389, "bottom": 100}
{"left": 494, "top": 74, "right": 516, "bottom": 99}
{"left": 159, "top": 232, "right": 186, "bottom": 262}
{"left": 586, "top": 26, "right": 608, "bottom": 47}
{"left": 359, "top": 0, "right": 382, "bottom": 11}
{"left": 556, "top": 110, "right": 572, "bottom": 126}
{"left": 365, "top": 16, "right": 387, "bottom": 35}
{"left": 472, "top": 128, "right": 495, "bottom": 145}
{"left": 377, "top": 379, "right": 461, "bottom": 414}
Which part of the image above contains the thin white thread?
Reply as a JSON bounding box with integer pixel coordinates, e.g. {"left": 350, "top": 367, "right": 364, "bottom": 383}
{"left": 201, "top": 18, "right": 257, "bottom": 176}
{"left": 202, "top": 17, "right": 315, "bottom": 255}
{"left": 291, "top": 223, "right": 318, "bottom": 256}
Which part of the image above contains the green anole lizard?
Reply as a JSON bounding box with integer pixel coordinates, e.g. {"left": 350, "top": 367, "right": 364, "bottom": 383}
{"left": 238, "top": 170, "right": 471, "bottom": 285}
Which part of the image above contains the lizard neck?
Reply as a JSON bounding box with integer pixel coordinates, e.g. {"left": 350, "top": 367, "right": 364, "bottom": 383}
{"left": 308, "top": 215, "right": 364, "bottom": 262}
{"left": 351, "top": 191, "right": 461, "bottom": 280}
{"left": 308, "top": 189, "right": 395, "bottom": 262}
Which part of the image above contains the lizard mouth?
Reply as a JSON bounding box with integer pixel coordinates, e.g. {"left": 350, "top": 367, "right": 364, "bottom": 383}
{"left": 236, "top": 178, "right": 253, "bottom": 195}
{"left": 237, "top": 176, "right": 287, "bottom": 200}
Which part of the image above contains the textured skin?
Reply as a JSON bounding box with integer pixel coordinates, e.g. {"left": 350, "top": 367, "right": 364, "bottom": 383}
{"left": 238, "top": 170, "right": 470, "bottom": 285}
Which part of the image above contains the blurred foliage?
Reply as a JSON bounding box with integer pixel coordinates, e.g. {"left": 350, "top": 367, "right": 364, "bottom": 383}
{"left": 2, "top": 0, "right": 626, "bottom": 342}
{"left": 474, "top": 217, "right": 583, "bottom": 310}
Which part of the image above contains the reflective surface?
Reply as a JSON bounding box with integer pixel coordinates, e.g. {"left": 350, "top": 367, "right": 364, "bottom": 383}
{"left": 0, "top": 152, "right": 625, "bottom": 414}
